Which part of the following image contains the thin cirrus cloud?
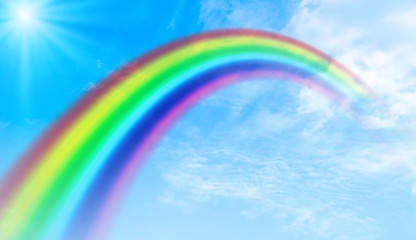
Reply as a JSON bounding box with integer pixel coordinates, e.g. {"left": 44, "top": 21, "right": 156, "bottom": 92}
{"left": 156, "top": 141, "right": 390, "bottom": 239}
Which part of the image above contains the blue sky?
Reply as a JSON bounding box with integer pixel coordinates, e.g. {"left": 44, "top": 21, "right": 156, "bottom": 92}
{"left": 1, "top": 0, "right": 416, "bottom": 239}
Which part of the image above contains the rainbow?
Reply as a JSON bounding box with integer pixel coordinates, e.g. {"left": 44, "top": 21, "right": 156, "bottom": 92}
{"left": 0, "top": 29, "right": 378, "bottom": 239}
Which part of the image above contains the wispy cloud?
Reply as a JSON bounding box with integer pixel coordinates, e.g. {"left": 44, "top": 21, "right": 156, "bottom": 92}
{"left": 382, "top": 7, "right": 416, "bottom": 34}
{"left": 297, "top": 88, "right": 334, "bottom": 130}
{"left": 82, "top": 81, "right": 97, "bottom": 91}
{"left": 156, "top": 143, "right": 391, "bottom": 238}
{"left": 289, "top": 208, "right": 381, "bottom": 240}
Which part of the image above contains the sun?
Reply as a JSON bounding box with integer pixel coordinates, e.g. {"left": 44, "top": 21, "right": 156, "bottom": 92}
{"left": 16, "top": 7, "right": 36, "bottom": 26}
{"left": 18, "top": 8, "right": 33, "bottom": 22}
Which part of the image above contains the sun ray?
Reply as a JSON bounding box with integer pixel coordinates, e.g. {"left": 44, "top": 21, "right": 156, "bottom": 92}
{"left": 0, "top": 1, "right": 99, "bottom": 114}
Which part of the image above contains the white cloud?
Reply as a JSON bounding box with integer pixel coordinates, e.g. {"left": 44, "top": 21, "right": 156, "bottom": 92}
{"left": 297, "top": 88, "right": 334, "bottom": 130}
{"left": 203, "top": 80, "right": 272, "bottom": 115}
{"left": 280, "top": 0, "right": 416, "bottom": 183}
{"left": 358, "top": 115, "right": 395, "bottom": 129}
{"left": 229, "top": 108, "right": 297, "bottom": 139}
{"left": 283, "top": 0, "right": 416, "bottom": 119}
{"left": 290, "top": 208, "right": 380, "bottom": 239}
{"left": 382, "top": 8, "right": 416, "bottom": 34}
{"left": 82, "top": 81, "right": 97, "bottom": 91}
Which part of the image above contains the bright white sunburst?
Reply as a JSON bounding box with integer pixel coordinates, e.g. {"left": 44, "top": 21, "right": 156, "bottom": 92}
{"left": 16, "top": 7, "right": 35, "bottom": 25}
{"left": 0, "top": 1, "right": 93, "bottom": 110}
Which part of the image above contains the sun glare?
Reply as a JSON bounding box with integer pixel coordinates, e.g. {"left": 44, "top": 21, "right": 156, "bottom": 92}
{"left": 16, "top": 7, "right": 35, "bottom": 25}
